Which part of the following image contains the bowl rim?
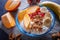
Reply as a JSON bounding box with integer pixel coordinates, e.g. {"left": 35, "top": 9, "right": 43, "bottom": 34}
{"left": 15, "top": 6, "right": 55, "bottom": 37}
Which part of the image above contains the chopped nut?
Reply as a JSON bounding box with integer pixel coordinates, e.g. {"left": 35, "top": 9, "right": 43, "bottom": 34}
{"left": 52, "top": 32, "right": 60, "bottom": 40}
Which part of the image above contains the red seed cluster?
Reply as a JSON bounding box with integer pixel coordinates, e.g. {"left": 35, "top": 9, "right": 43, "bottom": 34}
{"left": 28, "top": 9, "right": 45, "bottom": 19}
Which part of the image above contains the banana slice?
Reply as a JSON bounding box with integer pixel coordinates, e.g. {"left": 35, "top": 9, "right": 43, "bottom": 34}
{"left": 23, "top": 14, "right": 31, "bottom": 29}
{"left": 40, "top": 7, "right": 49, "bottom": 13}
{"left": 43, "top": 17, "right": 51, "bottom": 27}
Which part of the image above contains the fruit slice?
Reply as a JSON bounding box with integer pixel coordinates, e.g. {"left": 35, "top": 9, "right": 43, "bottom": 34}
{"left": 5, "top": 0, "right": 21, "bottom": 11}
{"left": 1, "top": 12, "right": 15, "bottom": 29}
{"left": 26, "top": 6, "right": 40, "bottom": 14}
{"left": 18, "top": 10, "right": 26, "bottom": 22}
{"left": 43, "top": 17, "right": 51, "bottom": 27}
{"left": 23, "top": 14, "right": 31, "bottom": 28}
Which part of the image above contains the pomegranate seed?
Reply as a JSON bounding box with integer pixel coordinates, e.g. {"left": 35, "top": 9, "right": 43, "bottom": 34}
{"left": 33, "top": 12, "right": 37, "bottom": 16}
{"left": 32, "top": 13, "right": 35, "bottom": 16}
{"left": 38, "top": 12, "right": 41, "bottom": 15}
{"left": 28, "top": 14, "right": 33, "bottom": 18}
{"left": 40, "top": 13, "right": 45, "bottom": 17}
{"left": 28, "top": 13, "right": 36, "bottom": 19}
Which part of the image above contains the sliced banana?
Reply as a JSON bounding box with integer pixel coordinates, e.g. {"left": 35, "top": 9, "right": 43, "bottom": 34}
{"left": 43, "top": 17, "right": 51, "bottom": 27}
{"left": 40, "top": 6, "right": 49, "bottom": 13}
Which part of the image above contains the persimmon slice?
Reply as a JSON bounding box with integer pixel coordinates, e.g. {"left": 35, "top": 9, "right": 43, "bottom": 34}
{"left": 18, "top": 10, "right": 26, "bottom": 22}
{"left": 5, "top": 0, "right": 21, "bottom": 11}
{"left": 1, "top": 12, "right": 15, "bottom": 28}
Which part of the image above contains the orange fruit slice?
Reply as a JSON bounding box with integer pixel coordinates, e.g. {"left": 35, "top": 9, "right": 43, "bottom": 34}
{"left": 18, "top": 10, "right": 26, "bottom": 22}
{"left": 1, "top": 12, "right": 15, "bottom": 29}
{"left": 5, "top": 0, "right": 21, "bottom": 11}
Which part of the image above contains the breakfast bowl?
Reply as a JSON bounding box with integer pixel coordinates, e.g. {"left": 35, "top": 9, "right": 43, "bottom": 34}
{"left": 16, "top": 5, "right": 55, "bottom": 37}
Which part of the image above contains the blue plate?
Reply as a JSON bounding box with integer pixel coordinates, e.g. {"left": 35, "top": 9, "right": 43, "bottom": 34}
{"left": 15, "top": 6, "right": 55, "bottom": 37}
